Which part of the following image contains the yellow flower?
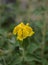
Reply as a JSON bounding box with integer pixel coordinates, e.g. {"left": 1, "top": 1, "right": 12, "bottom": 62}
{"left": 13, "top": 23, "right": 25, "bottom": 35}
{"left": 13, "top": 22, "right": 34, "bottom": 41}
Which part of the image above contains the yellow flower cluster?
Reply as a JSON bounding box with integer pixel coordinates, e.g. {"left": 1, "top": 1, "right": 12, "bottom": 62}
{"left": 13, "top": 22, "right": 34, "bottom": 41}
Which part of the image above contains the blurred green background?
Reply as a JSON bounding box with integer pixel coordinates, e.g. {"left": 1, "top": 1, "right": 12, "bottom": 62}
{"left": 0, "top": 0, "right": 48, "bottom": 65}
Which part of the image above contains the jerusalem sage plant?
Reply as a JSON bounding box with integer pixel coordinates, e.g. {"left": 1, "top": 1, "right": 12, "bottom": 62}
{"left": 12, "top": 22, "right": 35, "bottom": 63}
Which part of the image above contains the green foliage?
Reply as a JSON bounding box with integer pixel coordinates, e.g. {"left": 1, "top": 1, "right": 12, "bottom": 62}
{"left": 0, "top": 0, "right": 48, "bottom": 65}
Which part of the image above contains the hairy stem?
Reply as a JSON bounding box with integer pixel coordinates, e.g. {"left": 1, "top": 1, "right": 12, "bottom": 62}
{"left": 41, "top": 14, "right": 46, "bottom": 65}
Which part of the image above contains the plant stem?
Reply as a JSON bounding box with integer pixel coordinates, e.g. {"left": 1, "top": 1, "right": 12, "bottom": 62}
{"left": 41, "top": 14, "right": 46, "bottom": 65}
{"left": 2, "top": 56, "right": 7, "bottom": 65}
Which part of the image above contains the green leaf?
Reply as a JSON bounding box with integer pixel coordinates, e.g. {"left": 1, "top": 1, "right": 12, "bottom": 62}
{"left": 27, "top": 43, "right": 39, "bottom": 54}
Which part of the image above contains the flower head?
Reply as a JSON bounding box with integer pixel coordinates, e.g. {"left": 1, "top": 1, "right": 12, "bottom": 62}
{"left": 13, "top": 22, "right": 34, "bottom": 41}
